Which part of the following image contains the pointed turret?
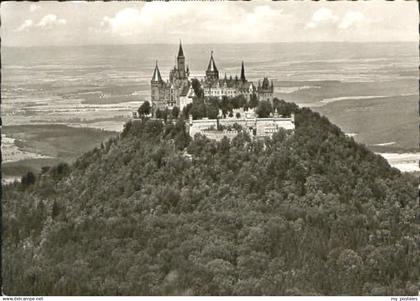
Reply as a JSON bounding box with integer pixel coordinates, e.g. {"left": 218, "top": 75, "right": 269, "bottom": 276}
{"left": 151, "top": 61, "right": 162, "bottom": 82}
{"left": 206, "top": 51, "right": 219, "bottom": 81}
{"left": 262, "top": 77, "right": 270, "bottom": 89}
{"left": 240, "top": 61, "right": 246, "bottom": 82}
{"left": 207, "top": 51, "right": 218, "bottom": 73}
{"left": 151, "top": 61, "right": 164, "bottom": 110}
{"left": 178, "top": 40, "right": 184, "bottom": 58}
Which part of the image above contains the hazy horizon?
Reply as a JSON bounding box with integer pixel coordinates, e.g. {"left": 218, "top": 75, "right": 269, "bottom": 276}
{"left": 3, "top": 41, "right": 418, "bottom": 49}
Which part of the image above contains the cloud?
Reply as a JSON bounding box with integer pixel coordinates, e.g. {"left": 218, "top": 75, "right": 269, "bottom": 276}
{"left": 306, "top": 8, "right": 339, "bottom": 29}
{"left": 97, "top": 3, "right": 287, "bottom": 42}
{"left": 100, "top": 8, "right": 142, "bottom": 35}
{"left": 29, "top": 3, "right": 40, "bottom": 12}
{"left": 244, "top": 5, "right": 284, "bottom": 27}
{"left": 37, "top": 14, "right": 67, "bottom": 29}
{"left": 14, "top": 14, "right": 67, "bottom": 33}
{"left": 8, "top": 1, "right": 414, "bottom": 46}
{"left": 99, "top": 5, "right": 189, "bottom": 36}
{"left": 339, "top": 11, "right": 366, "bottom": 29}
{"left": 306, "top": 8, "right": 368, "bottom": 32}
{"left": 15, "top": 19, "right": 33, "bottom": 32}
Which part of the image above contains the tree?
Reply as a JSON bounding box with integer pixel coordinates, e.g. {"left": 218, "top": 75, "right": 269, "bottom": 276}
{"left": 156, "top": 109, "right": 166, "bottom": 120}
{"left": 121, "top": 120, "right": 132, "bottom": 138}
{"left": 52, "top": 200, "right": 60, "bottom": 219}
{"left": 172, "top": 119, "right": 191, "bottom": 150}
{"left": 232, "top": 95, "right": 247, "bottom": 109}
{"left": 249, "top": 93, "right": 259, "bottom": 108}
{"left": 190, "top": 102, "right": 207, "bottom": 120}
{"left": 41, "top": 166, "right": 51, "bottom": 174}
{"left": 21, "top": 171, "right": 36, "bottom": 187}
{"left": 191, "top": 79, "right": 204, "bottom": 99}
{"left": 220, "top": 96, "right": 232, "bottom": 116}
{"left": 207, "top": 105, "right": 219, "bottom": 119}
{"left": 231, "top": 96, "right": 240, "bottom": 109}
{"left": 256, "top": 100, "right": 273, "bottom": 118}
{"left": 163, "top": 109, "right": 169, "bottom": 122}
{"left": 172, "top": 106, "right": 180, "bottom": 119}
{"left": 182, "top": 103, "right": 193, "bottom": 119}
{"left": 138, "top": 101, "right": 151, "bottom": 117}
{"left": 272, "top": 98, "right": 297, "bottom": 117}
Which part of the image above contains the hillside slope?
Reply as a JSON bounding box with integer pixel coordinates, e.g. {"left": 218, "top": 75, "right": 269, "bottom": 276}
{"left": 3, "top": 102, "right": 419, "bottom": 295}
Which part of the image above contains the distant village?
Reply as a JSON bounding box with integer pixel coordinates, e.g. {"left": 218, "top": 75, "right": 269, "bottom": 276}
{"left": 133, "top": 41, "right": 295, "bottom": 139}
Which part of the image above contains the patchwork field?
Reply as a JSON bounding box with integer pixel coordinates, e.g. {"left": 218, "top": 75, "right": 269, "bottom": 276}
{"left": 316, "top": 94, "right": 418, "bottom": 152}
{"left": 2, "top": 124, "right": 116, "bottom": 181}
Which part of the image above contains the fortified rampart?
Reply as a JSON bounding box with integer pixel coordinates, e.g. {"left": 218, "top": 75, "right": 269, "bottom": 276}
{"left": 188, "top": 114, "right": 295, "bottom": 139}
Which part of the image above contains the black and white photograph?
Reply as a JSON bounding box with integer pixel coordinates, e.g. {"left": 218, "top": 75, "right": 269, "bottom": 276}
{"left": 1, "top": 0, "right": 419, "bottom": 298}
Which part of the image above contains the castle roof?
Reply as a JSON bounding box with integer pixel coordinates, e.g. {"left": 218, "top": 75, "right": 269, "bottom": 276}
{"left": 258, "top": 77, "right": 274, "bottom": 93}
{"left": 207, "top": 51, "right": 218, "bottom": 73}
{"left": 202, "top": 77, "right": 255, "bottom": 92}
{"left": 152, "top": 61, "right": 162, "bottom": 82}
{"left": 240, "top": 61, "right": 246, "bottom": 82}
{"left": 178, "top": 41, "right": 184, "bottom": 57}
{"left": 261, "top": 77, "right": 270, "bottom": 89}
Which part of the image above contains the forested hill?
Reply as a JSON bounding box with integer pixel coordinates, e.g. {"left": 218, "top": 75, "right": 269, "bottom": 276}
{"left": 3, "top": 101, "right": 419, "bottom": 296}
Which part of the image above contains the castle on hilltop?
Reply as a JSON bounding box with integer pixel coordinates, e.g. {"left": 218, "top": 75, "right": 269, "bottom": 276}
{"left": 150, "top": 42, "right": 274, "bottom": 113}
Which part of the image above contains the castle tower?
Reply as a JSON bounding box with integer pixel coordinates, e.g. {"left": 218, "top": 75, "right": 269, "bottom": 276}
{"left": 257, "top": 77, "right": 274, "bottom": 103}
{"left": 151, "top": 61, "right": 163, "bottom": 105}
{"left": 240, "top": 61, "right": 246, "bottom": 82}
{"left": 206, "top": 51, "right": 219, "bottom": 81}
{"left": 177, "top": 40, "right": 186, "bottom": 79}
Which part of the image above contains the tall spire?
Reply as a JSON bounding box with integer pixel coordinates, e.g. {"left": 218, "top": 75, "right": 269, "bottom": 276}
{"left": 240, "top": 61, "right": 246, "bottom": 82}
{"left": 178, "top": 40, "right": 184, "bottom": 57}
{"left": 207, "top": 51, "right": 218, "bottom": 72}
{"left": 151, "top": 60, "right": 162, "bottom": 82}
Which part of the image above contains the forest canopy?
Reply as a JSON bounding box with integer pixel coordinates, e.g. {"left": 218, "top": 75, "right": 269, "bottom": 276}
{"left": 3, "top": 100, "right": 419, "bottom": 296}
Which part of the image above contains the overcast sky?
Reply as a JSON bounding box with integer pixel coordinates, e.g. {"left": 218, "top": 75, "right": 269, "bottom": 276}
{"left": 1, "top": 1, "right": 417, "bottom": 47}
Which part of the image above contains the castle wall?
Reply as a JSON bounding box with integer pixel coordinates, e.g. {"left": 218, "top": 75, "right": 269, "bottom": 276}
{"left": 188, "top": 115, "right": 295, "bottom": 139}
{"left": 198, "top": 130, "right": 243, "bottom": 141}
{"left": 189, "top": 118, "right": 218, "bottom": 137}
{"left": 255, "top": 118, "right": 295, "bottom": 137}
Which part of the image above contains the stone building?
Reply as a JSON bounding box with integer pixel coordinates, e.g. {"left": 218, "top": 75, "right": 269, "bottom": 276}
{"left": 257, "top": 77, "right": 274, "bottom": 103}
{"left": 150, "top": 44, "right": 276, "bottom": 113}
{"left": 150, "top": 41, "right": 191, "bottom": 113}
{"left": 201, "top": 54, "right": 257, "bottom": 100}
